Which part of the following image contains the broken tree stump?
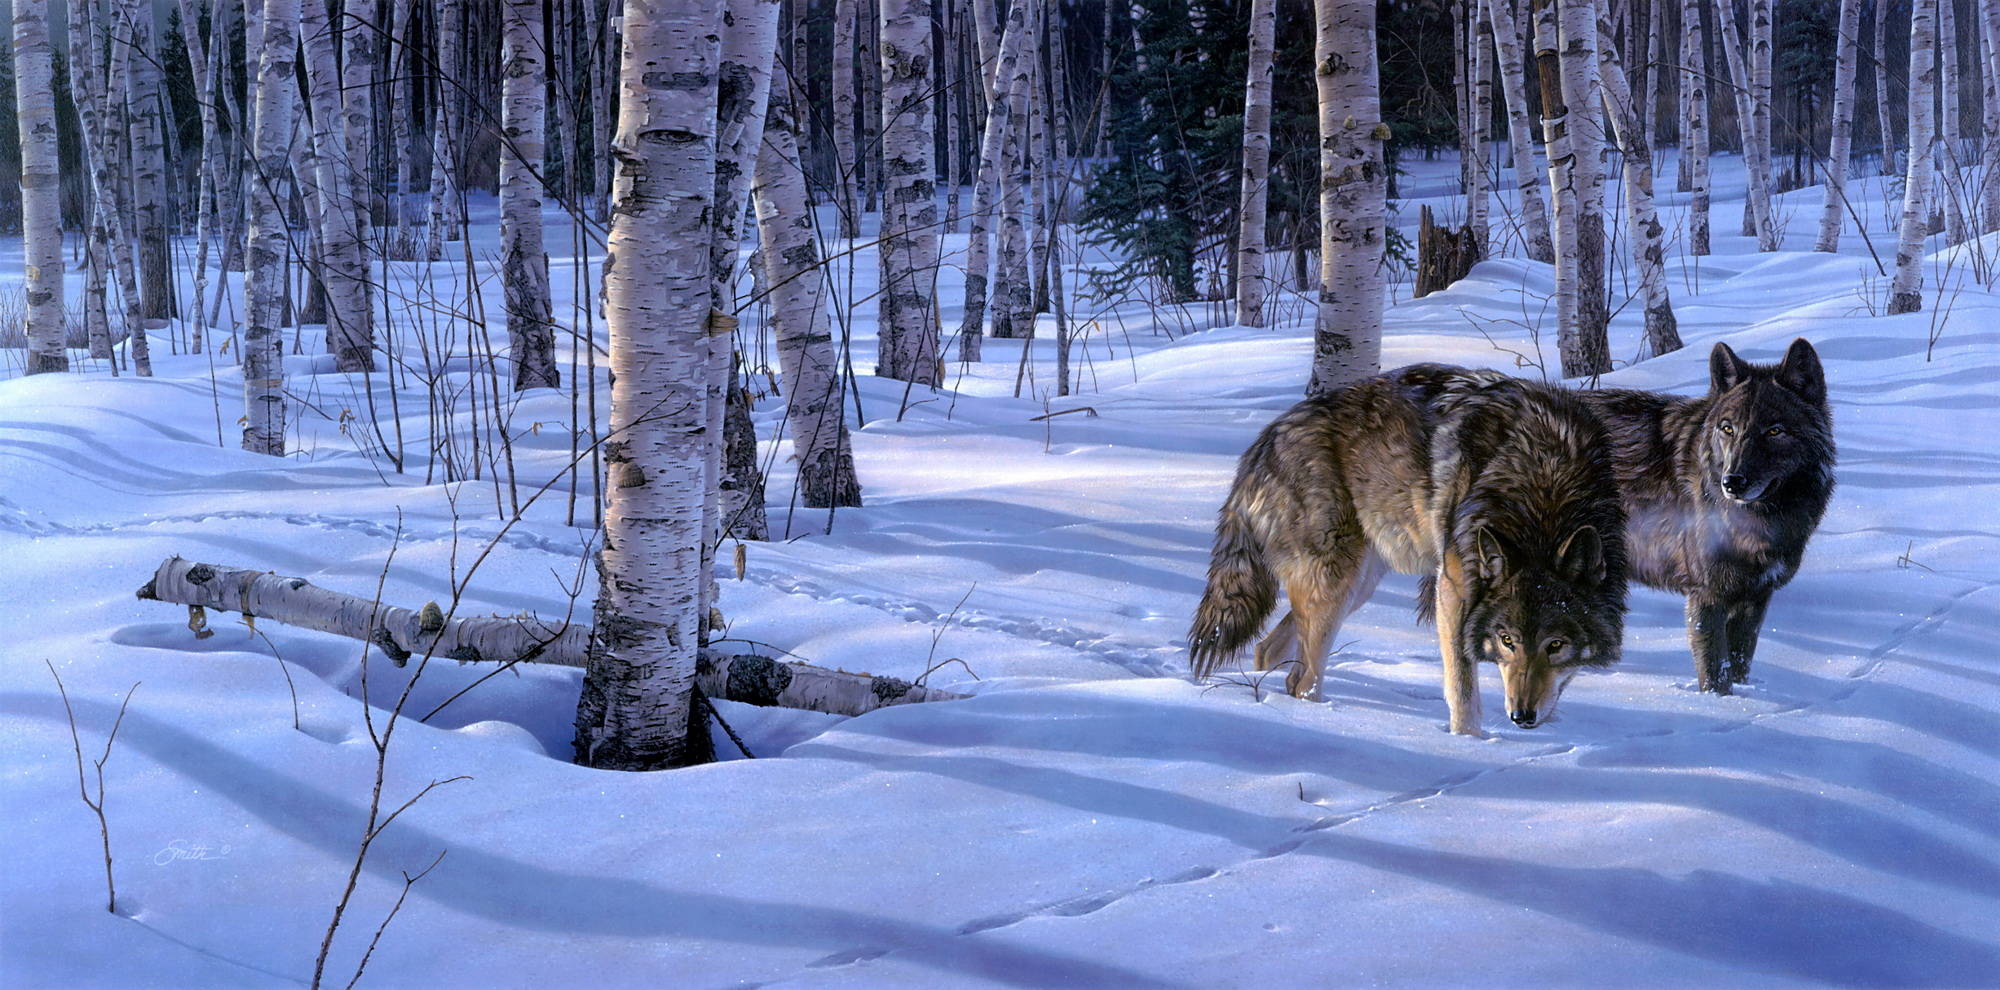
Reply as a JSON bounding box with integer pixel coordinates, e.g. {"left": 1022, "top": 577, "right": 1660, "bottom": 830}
{"left": 1414, "top": 204, "right": 1483, "bottom": 298}
{"left": 136, "top": 556, "right": 965, "bottom": 717}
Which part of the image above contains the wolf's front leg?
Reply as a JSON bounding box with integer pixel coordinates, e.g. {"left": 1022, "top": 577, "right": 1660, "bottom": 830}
{"left": 1434, "top": 553, "right": 1484, "bottom": 736}
{"left": 1685, "top": 598, "right": 1731, "bottom": 694}
{"left": 1723, "top": 591, "right": 1773, "bottom": 685}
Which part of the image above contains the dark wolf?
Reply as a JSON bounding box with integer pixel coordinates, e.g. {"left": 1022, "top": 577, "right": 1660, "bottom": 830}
{"left": 1578, "top": 339, "right": 1834, "bottom": 692}
{"left": 1188, "top": 366, "right": 1628, "bottom": 735}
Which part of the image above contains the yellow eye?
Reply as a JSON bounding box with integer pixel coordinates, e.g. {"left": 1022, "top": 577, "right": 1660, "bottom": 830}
{"left": 1547, "top": 639, "right": 1566, "bottom": 653}
{"left": 1500, "top": 634, "right": 1515, "bottom": 649}
{"left": 1719, "top": 422, "right": 1735, "bottom": 436}
{"left": 1766, "top": 426, "right": 1785, "bottom": 438}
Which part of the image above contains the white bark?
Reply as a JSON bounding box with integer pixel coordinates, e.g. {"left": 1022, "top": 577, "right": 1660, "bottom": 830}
{"left": 1815, "top": 0, "right": 1863, "bottom": 252}
{"left": 1557, "top": 0, "right": 1609, "bottom": 376}
{"left": 1682, "top": 0, "right": 1711, "bottom": 253}
{"left": 300, "top": 0, "right": 375, "bottom": 372}
{"left": 1305, "top": 0, "right": 1385, "bottom": 395}
{"left": 64, "top": 0, "right": 112, "bottom": 363}
{"left": 957, "top": 0, "right": 1028, "bottom": 360}
{"left": 13, "top": 0, "right": 63, "bottom": 374}
{"left": 832, "top": 0, "right": 860, "bottom": 238}
{"left": 502, "top": 0, "right": 557, "bottom": 389}
{"left": 243, "top": 0, "right": 298, "bottom": 455}
{"left": 1595, "top": 1, "right": 1679, "bottom": 358}
{"left": 389, "top": 0, "right": 417, "bottom": 241}
{"left": 1875, "top": 0, "right": 1894, "bottom": 175}
{"left": 1888, "top": 0, "right": 1936, "bottom": 314}
{"left": 757, "top": 64, "right": 863, "bottom": 509}
{"left": 1487, "top": 0, "right": 1556, "bottom": 262}
{"left": 175, "top": 0, "right": 229, "bottom": 355}
{"left": 339, "top": 0, "right": 379, "bottom": 233}
{"left": 1938, "top": 0, "right": 1959, "bottom": 172}
{"left": 575, "top": 0, "right": 723, "bottom": 770}
{"left": 990, "top": 0, "right": 1036, "bottom": 338}
{"left": 426, "top": 0, "right": 465, "bottom": 259}
{"left": 1233, "top": 0, "right": 1277, "bottom": 327}
{"left": 1744, "top": 0, "right": 1771, "bottom": 240}
{"left": 1711, "top": 0, "right": 1776, "bottom": 250}
{"left": 709, "top": 0, "right": 781, "bottom": 546}
{"left": 136, "top": 558, "right": 959, "bottom": 716}
{"left": 1467, "top": 0, "right": 1493, "bottom": 255}
{"left": 123, "top": 0, "right": 172, "bottom": 322}
{"left": 876, "top": 0, "right": 941, "bottom": 384}
{"left": 101, "top": 4, "right": 151, "bottom": 375}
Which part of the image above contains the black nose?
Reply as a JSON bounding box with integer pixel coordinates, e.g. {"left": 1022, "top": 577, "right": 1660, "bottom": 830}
{"left": 1510, "top": 708, "right": 1537, "bottom": 727}
{"left": 1721, "top": 474, "right": 1747, "bottom": 496}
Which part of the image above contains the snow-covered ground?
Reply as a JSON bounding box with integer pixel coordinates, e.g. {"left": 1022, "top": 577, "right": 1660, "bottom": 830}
{"left": 4, "top": 150, "right": 1999, "bottom": 987}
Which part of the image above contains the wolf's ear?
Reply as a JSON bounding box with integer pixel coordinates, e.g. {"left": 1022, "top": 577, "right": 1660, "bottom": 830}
{"left": 1709, "top": 342, "right": 1750, "bottom": 394}
{"left": 1556, "top": 525, "right": 1605, "bottom": 586}
{"left": 1775, "top": 338, "right": 1826, "bottom": 405}
{"left": 1473, "top": 528, "right": 1508, "bottom": 581}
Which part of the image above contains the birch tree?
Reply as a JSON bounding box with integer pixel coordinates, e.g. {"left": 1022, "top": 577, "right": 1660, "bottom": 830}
{"left": 501, "top": 0, "right": 558, "bottom": 389}
{"left": 1682, "top": 0, "right": 1711, "bottom": 254}
{"left": 1595, "top": 1, "right": 1679, "bottom": 357}
{"left": 1465, "top": 0, "right": 1492, "bottom": 255}
{"left": 1887, "top": 0, "right": 1936, "bottom": 315}
{"left": 427, "top": 0, "right": 465, "bottom": 259}
{"left": 709, "top": 0, "right": 781, "bottom": 546}
{"left": 300, "top": 0, "right": 375, "bottom": 372}
{"left": 122, "top": 0, "right": 172, "bottom": 321}
{"left": 1814, "top": 0, "right": 1863, "bottom": 252}
{"left": 1487, "top": 0, "right": 1555, "bottom": 262}
{"left": 958, "top": 0, "right": 1028, "bottom": 361}
{"left": 13, "top": 0, "right": 62, "bottom": 374}
{"left": 876, "top": 0, "right": 941, "bottom": 384}
{"left": 66, "top": 0, "right": 120, "bottom": 363}
{"left": 991, "top": 0, "right": 1037, "bottom": 338}
{"left": 1982, "top": 0, "right": 2000, "bottom": 232}
{"left": 1306, "top": 0, "right": 1385, "bottom": 394}
{"left": 1233, "top": 0, "right": 1277, "bottom": 327}
{"left": 832, "top": 0, "right": 860, "bottom": 238}
{"left": 1711, "top": 0, "right": 1776, "bottom": 249}
{"left": 1530, "top": 0, "right": 1609, "bottom": 378}
{"left": 1875, "top": 0, "right": 1895, "bottom": 175}
{"left": 573, "top": 0, "right": 723, "bottom": 771}
{"left": 243, "top": 0, "right": 298, "bottom": 456}
{"left": 97, "top": 0, "right": 151, "bottom": 374}
{"left": 756, "top": 64, "right": 864, "bottom": 509}
{"left": 1743, "top": 0, "right": 1771, "bottom": 240}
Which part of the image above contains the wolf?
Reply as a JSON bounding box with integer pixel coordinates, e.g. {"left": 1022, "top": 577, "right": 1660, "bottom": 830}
{"left": 1188, "top": 365, "right": 1628, "bottom": 735}
{"left": 1577, "top": 338, "right": 1834, "bottom": 692}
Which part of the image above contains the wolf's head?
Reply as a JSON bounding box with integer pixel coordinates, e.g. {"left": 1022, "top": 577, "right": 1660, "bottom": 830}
{"left": 1700, "top": 339, "right": 1833, "bottom": 506}
{"left": 1461, "top": 525, "right": 1622, "bottom": 729}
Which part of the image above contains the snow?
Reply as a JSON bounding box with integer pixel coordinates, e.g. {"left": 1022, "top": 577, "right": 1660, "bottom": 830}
{"left": 3, "top": 150, "right": 1999, "bottom": 987}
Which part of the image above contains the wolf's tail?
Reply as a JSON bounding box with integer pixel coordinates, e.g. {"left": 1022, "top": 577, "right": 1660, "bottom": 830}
{"left": 1187, "top": 502, "right": 1277, "bottom": 680}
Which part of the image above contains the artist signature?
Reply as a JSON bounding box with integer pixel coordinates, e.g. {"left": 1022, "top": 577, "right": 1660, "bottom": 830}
{"left": 153, "top": 840, "right": 234, "bottom": 866}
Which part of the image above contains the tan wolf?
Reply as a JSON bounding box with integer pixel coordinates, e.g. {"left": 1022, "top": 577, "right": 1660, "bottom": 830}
{"left": 1187, "top": 365, "right": 1628, "bottom": 734}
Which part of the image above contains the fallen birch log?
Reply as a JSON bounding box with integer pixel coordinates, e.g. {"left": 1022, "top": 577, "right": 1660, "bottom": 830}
{"left": 137, "top": 557, "right": 965, "bottom": 716}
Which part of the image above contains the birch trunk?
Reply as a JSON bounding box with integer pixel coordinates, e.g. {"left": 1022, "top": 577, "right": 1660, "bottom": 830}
{"left": 1814, "top": 0, "right": 1863, "bottom": 252}
{"left": 243, "top": 0, "right": 298, "bottom": 455}
{"left": 123, "top": 0, "right": 172, "bottom": 322}
{"left": 1557, "top": 0, "right": 1609, "bottom": 376}
{"left": 137, "top": 558, "right": 959, "bottom": 716}
{"left": 1305, "top": 0, "right": 1385, "bottom": 395}
{"left": 1233, "top": 0, "right": 1277, "bottom": 327}
{"left": 709, "top": 0, "right": 781, "bottom": 542}
{"left": 587, "top": 0, "right": 612, "bottom": 221}
{"left": 1887, "top": 0, "right": 1936, "bottom": 315}
{"left": 300, "top": 0, "right": 375, "bottom": 372}
{"left": 13, "top": 0, "right": 63, "bottom": 374}
{"left": 67, "top": 0, "right": 116, "bottom": 363}
{"left": 756, "top": 65, "right": 863, "bottom": 509}
{"left": 426, "top": 0, "right": 464, "bottom": 259}
{"left": 1595, "top": 1, "right": 1680, "bottom": 357}
{"left": 991, "top": 1, "right": 1035, "bottom": 339}
{"left": 1710, "top": 0, "right": 1776, "bottom": 249}
{"left": 942, "top": 0, "right": 961, "bottom": 232}
{"left": 958, "top": 0, "right": 1028, "bottom": 360}
{"left": 101, "top": 5, "right": 150, "bottom": 374}
{"left": 339, "top": 0, "right": 379, "bottom": 231}
{"left": 1982, "top": 0, "right": 2000, "bottom": 232}
{"left": 1742, "top": 0, "right": 1770, "bottom": 240}
{"left": 1875, "top": 0, "right": 1895, "bottom": 174}
{"left": 1937, "top": 0, "right": 1959, "bottom": 177}
{"left": 1682, "top": 0, "right": 1711, "bottom": 253}
{"left": 175, "top": 0, "right": 228, "bottom": 354}
{"left": 832, "top": 0, "right": 860, "bottom": 238}
{"left": 501, "top": 0, "right": 557, "bottom": 389}
{"left": 876, "top": 0, "right": 941, "bottom": 384}
{"left": 859, "top": 0, "right": 881, "bottom": 215}
{"left": 1467, "top": 0, "right": 1492, "bottom": 254}
{"left": 390, "top": 0, "right": 416, "bottom": 244}
{"left": 573, "top": 0, "right": 721, "bottom": 771}
{"left": 1487, "top": 0, "right": 1556, "bottom": 262}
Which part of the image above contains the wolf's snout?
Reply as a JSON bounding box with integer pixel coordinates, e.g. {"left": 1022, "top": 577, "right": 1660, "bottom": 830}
{"left": 1720, "top": 474, "right": 1749, "bottom": 498}
{"left": 1509, "top": 708, "right": 1538, "bottom": 727}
